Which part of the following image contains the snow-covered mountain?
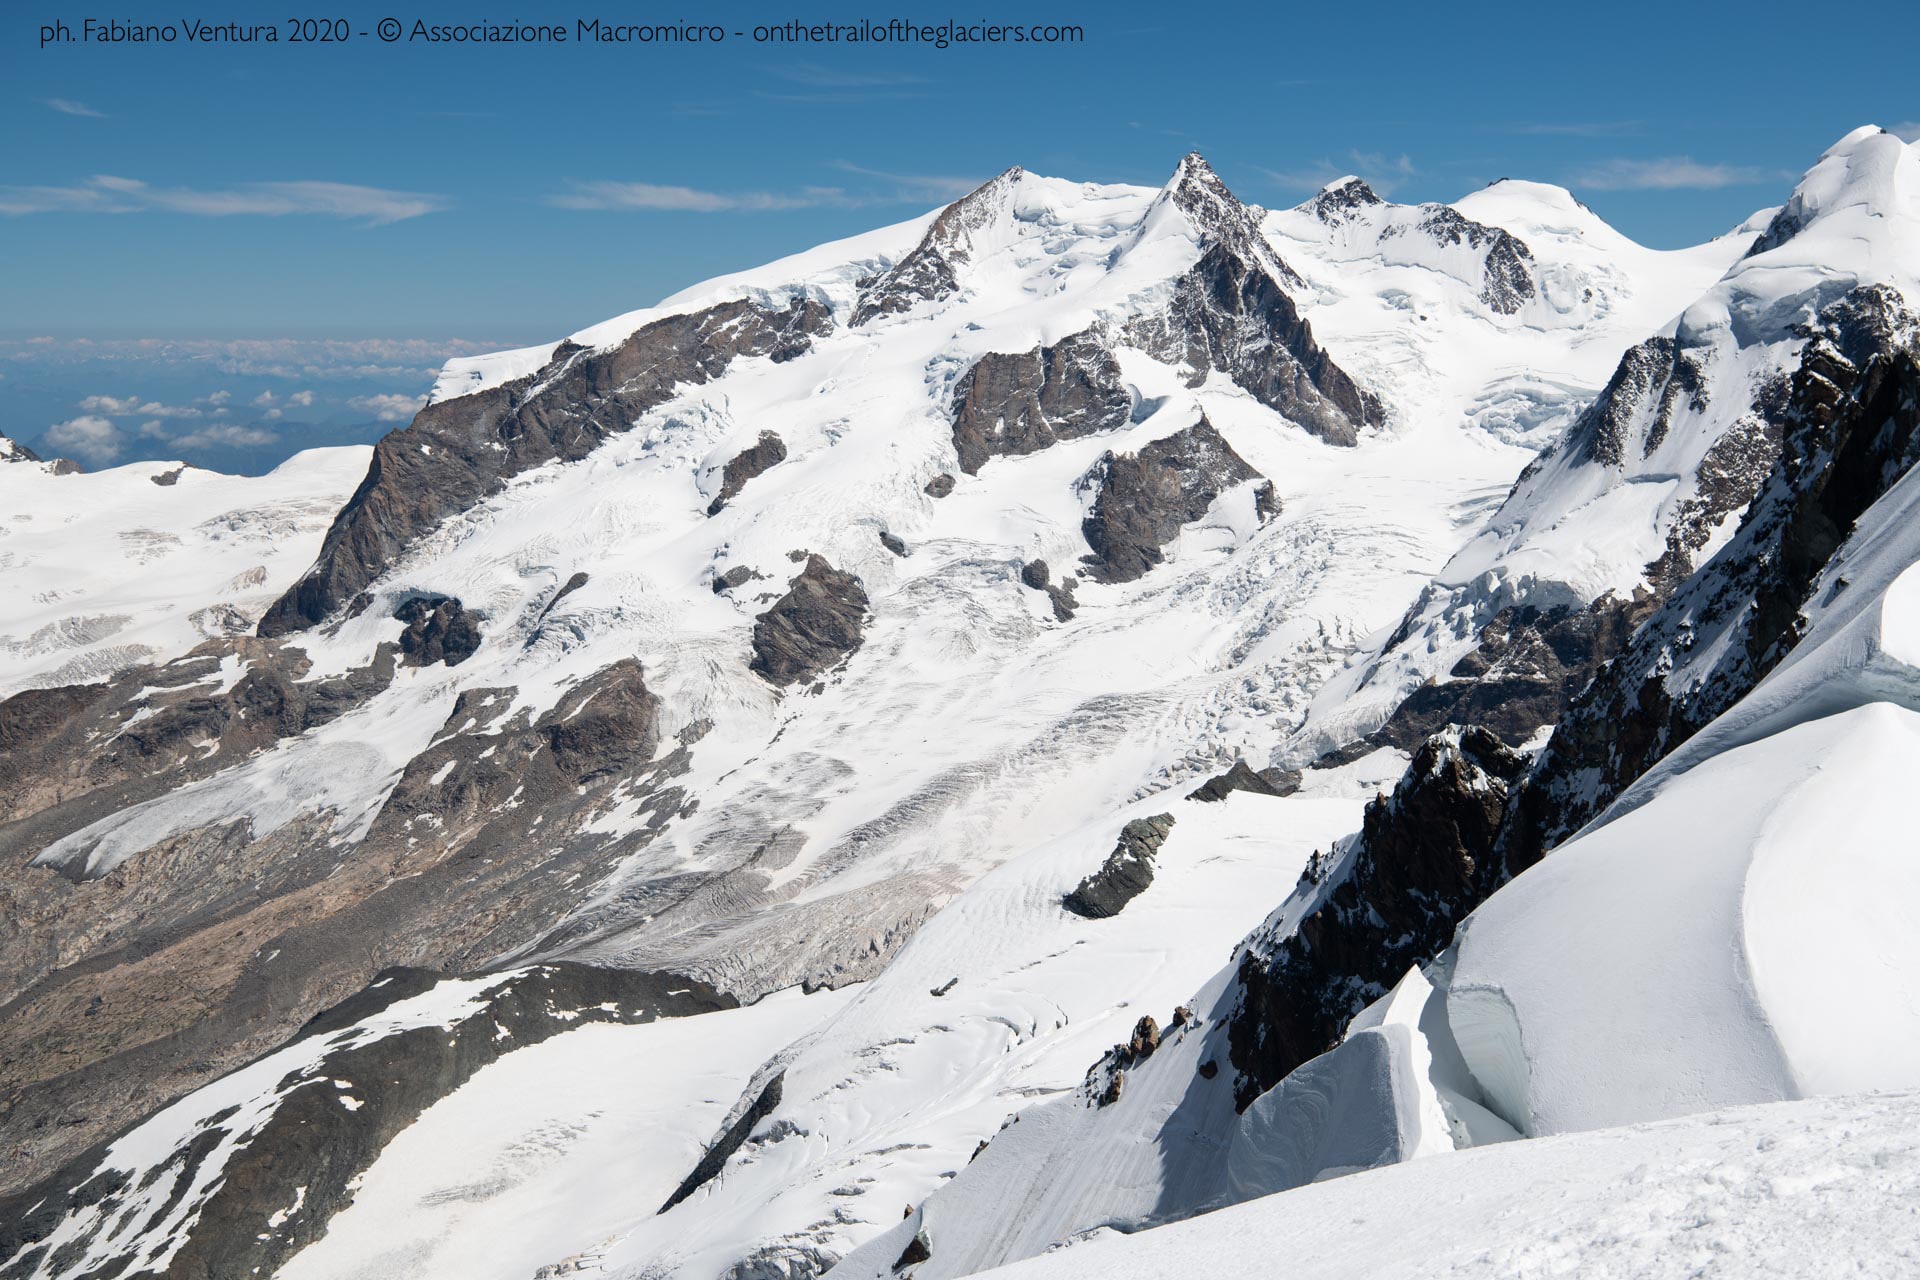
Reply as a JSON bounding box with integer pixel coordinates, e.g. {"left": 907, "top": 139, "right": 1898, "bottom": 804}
{"left": 3, "top": 128, "right": 1919, "bottom": 1280}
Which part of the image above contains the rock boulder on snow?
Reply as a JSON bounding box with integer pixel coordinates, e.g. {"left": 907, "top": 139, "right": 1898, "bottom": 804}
{"left": 708, "top": 431, "right": 789, "bottom": 515}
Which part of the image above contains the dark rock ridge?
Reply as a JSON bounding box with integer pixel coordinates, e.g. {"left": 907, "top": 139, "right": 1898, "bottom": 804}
{"left": 1401, "top": 206, "right": 1537, "bottom": 315}
{"left": 1078, "top": 417, "right": 1266, "bottom": 584}
{"left": 1063, "top": 813, "right": 1175, "bottom": 919}
{"left": 1502, "top": 284, "right": 1920, "bottom": 869}
{"left": 1227, "top": 727, "right": 1526, "bottom": 1107}
{"left": 258, "top": 294, "right": 832, "bottom": 636}
{"left": 949, "top": 331, "right": 1132, "bottom": 475}
{"left": 852, "top": 167, "right": 1022, "bottom": 326}
{"left": 750, "top": 555, "right": 870, "bottom": 687}
{"left": 0, "top": 964, "right": 731, "bottom": 1280}
{"left": 880, "top": 531, "right": 909, "bottom": 557}
{"left": 707, "top": 431, "right": 788, "bottom": 515}
{"left": 1187, "top": 758, "right": 1298, "bottom": 802}
{"left": 923, "top": 473, "right": 955, "bottom": 498}
{"left": 1226, "top": 285, "right": 1920, "bottom": 1109}
{"left": 394, "top": 593, "right": 482, "bottom": 667}
{"left": 660, "top": 1069, "right": 785, "bottom": 1213}
{"left": 0, "top": 656, "right": 690, "bottom": 1197}
{"left": 0, "top": 432, "right": 42, "bottom": 464}
{"left": 1126, "top": 158, "right": 1382, "bottom": 445}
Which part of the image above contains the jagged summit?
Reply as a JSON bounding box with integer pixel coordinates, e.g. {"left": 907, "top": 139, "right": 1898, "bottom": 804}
{"left": 1303, "top": 174, "right": 1384, "bottom": 223}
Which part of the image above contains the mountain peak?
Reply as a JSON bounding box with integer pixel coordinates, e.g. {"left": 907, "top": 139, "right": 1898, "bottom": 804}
{"left": 1304, "top": 175, "right": 1384, "bottom": 223}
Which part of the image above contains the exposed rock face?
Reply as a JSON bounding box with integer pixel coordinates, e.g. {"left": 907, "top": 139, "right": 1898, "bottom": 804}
{"left": 0, "top": 433, "right": 42, "bottom": 464}
{"left": 1187, "top": 758, "right": 1298, "bottom": 802}
{"left": 1079, "top": 417, "right": 1265, "bottom": 583}
{"left": 1227, "top": 727, "right": 1525, "bottom": 1108}
{"left": 1305, "top": 175, "right": 1385, "bottom": 224}
{"left": 1503, "top": 285, "right": 1920, "bottom": 870}
{"left": 661, "top": 1070, "right": 785, "bottom": 1213}
{"left": 1368, "top": 595, "right": 1652, "bottom": 750}
{"left": 750, "top": 555, "right": 870, "bottom": 687}
{"left": 394, "top": 593, "right": 481, "bottom": 667}
{"left": 1126, "top": 158, "right": 1381, "bottom": 445}
{"left": 1062, "top": 813, "right": 1175, "bottom": 919}
{"left": 708, "top": 432, "right": 789, "bottom": 515}
{"left": 879, "top": 531, "right": 909, "bottom": 558}
{"left": 712, "top": 565, "right": 767, "bottom": 594}
{"left": 1017, "top": 559, "right": 1077, "bottom": 621}
{"left": 0, "top": 656, "right": 684, "bottom": 1197}
{"left": 258, "top": 295, "right": 832, "bottom": 635}
{"left": 0, "top": 964, "right": 731, "bottom": 1280}
{"left": 852, "top": 168, "right": 1022, "bottom": 326}
{"left": 1403, "top": 205, "right": 1537, "bottom": 314}
{"left": 891, "top": 1228, "right": 932, "bottom": 1271}
{"left": 948, "top": 331, "right": 1131, "bottom": 475}
{"left": 923, "top": 474, "right": 955, "bottom": 498}
{"left": 1227, "top": 287, "right": 1920, "bottom": 1113}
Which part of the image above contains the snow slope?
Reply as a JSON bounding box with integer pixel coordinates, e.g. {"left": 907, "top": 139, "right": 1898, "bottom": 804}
{"left": 1294, "top": 126, "right": 1920, "bottom": 756}
{"left": 976, "top": 1090, "right": 1920, "bottom": 1280}
{"left": 0, "top": 447, "right": 369, "bottom": 697}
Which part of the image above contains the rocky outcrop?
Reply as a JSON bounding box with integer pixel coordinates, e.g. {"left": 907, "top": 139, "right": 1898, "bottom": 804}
{"left": 258, "top": 295, "right": 832, "bottom": 635}
{"left": 661, "top": 1069, "right": 785, "bottom": 1213}
{"left": 1126, "top": 158, "right": 1381, "bottom": 445}
{"left": 708, "top": 432, "right": 788, "bottom": 515}
{"left": 1502, "top": 285, "right": 1920, "bottom": 871}
{"left": 712, "top": 565, "right": 767, "bottom": 594}
{"left": 923, "top": 474, "right": 955, "bottom": 498}
{"left": 852, "top": 168, "right": 1022, "bottom": 326}
{"left": 0, "top": 964, "right": 730, "bottom": 1280}
{"left": 948, "top": 332, "right": 1131, "bottom": 475}
{"left": 1078, "top": 418, "right": 1265, "bottom": 583}
{"left": 750, "top": 555, "right": 870, "bottom": 687}
{"left": 1367, "top": 595, "right": 1653, "bottom": 751}
{"left": 1018, "top": 559, "right": 1077, "bottom": 621}
{"left": 879, "top": 531, "right": 909, "bottom": 557}
{"left": 394, "top": 594, "right": 482, "bottom": 667}
{"left": 1062, "top": 813, "right": 1175, "bottom": 919}
{"left": 1187, "top": 758, "right": 1298, "bottom": 802}
{"left": 1227, "top": 727, "right": 1525, "bottom": 1108}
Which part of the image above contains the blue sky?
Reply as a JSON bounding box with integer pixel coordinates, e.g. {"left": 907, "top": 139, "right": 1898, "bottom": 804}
{"left": 2, "top": 0, "right": 1916, "bottom": 464}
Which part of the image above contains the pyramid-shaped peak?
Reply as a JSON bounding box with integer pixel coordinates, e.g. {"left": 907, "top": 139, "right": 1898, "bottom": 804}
{"left": 1305, "top": 175, "right": 1384, "bottom": 223}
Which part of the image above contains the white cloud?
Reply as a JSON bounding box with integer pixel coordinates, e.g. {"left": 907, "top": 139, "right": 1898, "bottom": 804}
{"left": 829, "top": 162, "right": 983, "bottom": 202}
{"left": 46, "top": 98, "right": 105, "bottom": 118}
{"left": 286, "top": 389, "right": 316, "bottom": 407}
{"left": 546, "top": 181, "right": 843, "bottom": 212}
{"left": 43, "top": 415, "right": 123, "bottom": 465}
{"left": 76, "top": 393, "right": 199, "bottom": 419}
{"left": 205, "top": 389, "right": 232, "bottom": 405}
{"left": 350, "top": 392, "right": 427, "bottom": 422}
{"left": 0, "top": 176, "right": 447, "bottom": 224}
{"left": 76, "top": 393, "right": 143, "bottom": 414}
{"left": 1571, "top": 157, "right": 1785, "bottom": 191}
{"left": 252, "top": 390, "right": 277, "bottom": 407}
{"left": 169, "top": 423, "right": 280, "bottom": 450}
